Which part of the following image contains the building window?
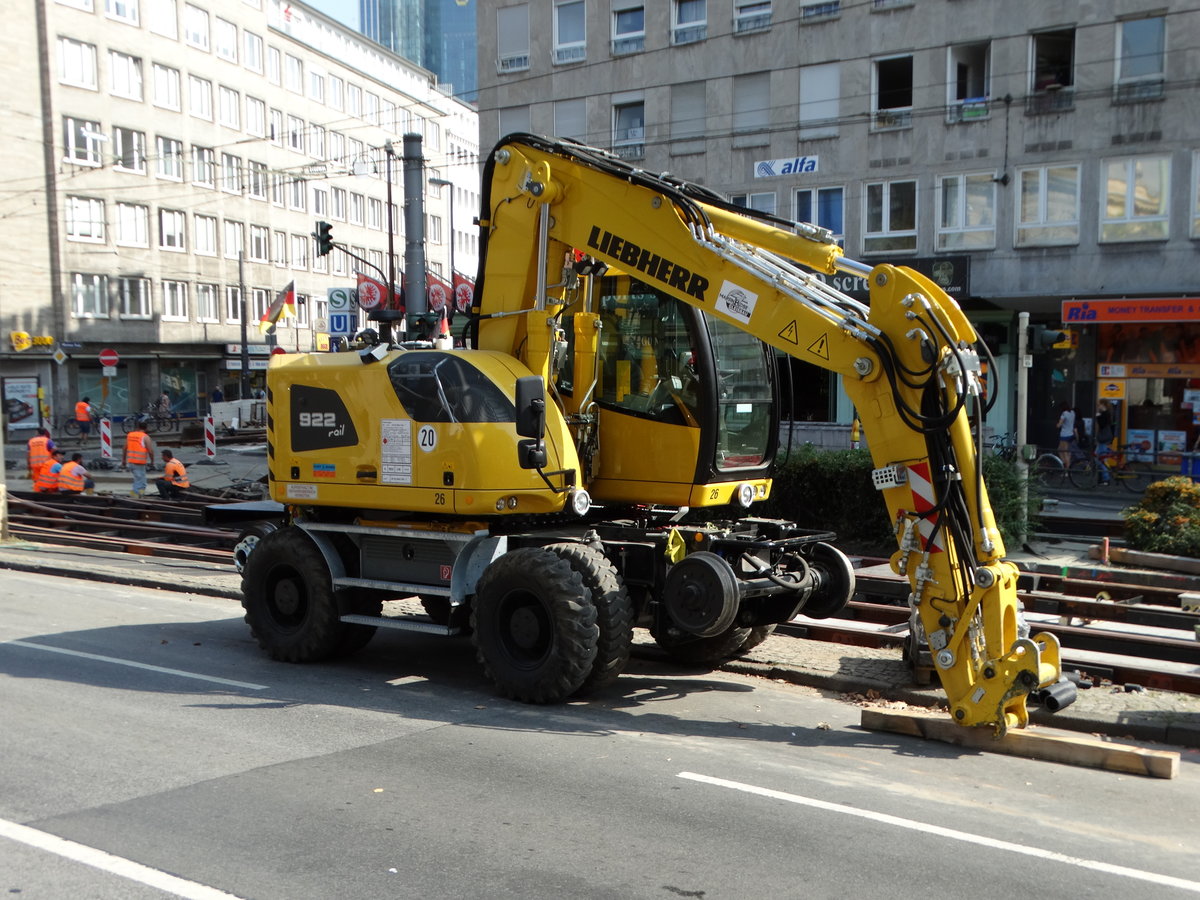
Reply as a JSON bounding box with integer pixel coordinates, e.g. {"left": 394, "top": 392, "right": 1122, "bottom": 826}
{"left": 313, "top": 187, "right": 328, "bottom": 217}
{"left": 243, "top": 31, "right": 263, "bottom": 72}
{"left": 497, "top": 4, "right": 530, "bottom": 73}
{"left": 368, "top": 197, "right": 383, "bottom": 230}
{"left": 109, "top": 50, "right": 143, "bottom": 101}
{"left": 287, "top": 115, "right": 305, "bottom": 152}
{"left": 162, "top": 280, "right": 188, "bottom": 320}
{"left": 672, "top": 0, "right": 707, "bottom": 45}
{"left": 289, "top": 178, "right": 306, "bottom": 212}
{"left": 329, "top": 132, "right": 345, "bottom": 167}
{"left": 251, "top": 288, "right": 269, "bottom": 321}
{"left": 1115, "top": 16, "right": 1165, "bottom": 102}
{"left": 365, "top": 92, "right": 379, "bottom": 125}
{"left": 936, "top": 173, "right": 996, "bottom": 250}
{"left": 328, "top": 75, "right": 343, "bottom": 110}
{"left": 1015, "top": 164, "right": 1079, "bottom": 247}
{"left": 197, "top": 283, "right": 218, "bottom": 322}
{"left": 113, "top": 127, "right": 147, "bottom": 173}
{"left": 58, "top": 37, "right": 97, "bottom": 90}
{"left": 612, "top": 5, "right": 644, "bottom": 54}
{"left": 734, "top": 1, "right": 772, "bottom": 35}
{"left": 290, "top": 233, "right": 308, "bottom": 270}
{"left": 117, "top": 277, "right": 150, "bottom": 318}
{"left": 221, "top": 153, "right": 242, "bottom": 193}
{"left": 1101, "top": 155, "right": 1169, "bottom": 242}
{"left": 874, "top": 55, "right": 913, "bottom": 128}
{"left": 182, "top": 3, "right": 209, "bottom": 50}
{"left": 266, "top": 46, "right": 280, "bottom": 85}
{"left": 65, "top": 196, "right": 105, "bottom": 243}
{"left": 733, "top": 72, "right": 769, "bottom": 134}
{"left": 799, "top": 62, "right": 839, "bottom": 139}
{"left": 864, "top": 179, "right": 917, "bottom": 253}
{"left": 271, "top": 173, "right": 285, "bottom": 207}
{"left": 554, "top": 98, "right": 587, "bottom": 142}
{"left": 115, "top": 202, "right": 149, "bottom": 246}
{"left": 309, "top": 124, "right": 325, "bottom": 159}
{"left": 194, "top": 213, "right": 217, "bottom": 255}
{"left": 214, "top": 17, "right": 237, "bottom": 62}
{"left": 192, "top": 146, "right": 215, "bottom": 187}
{"left": 218, "top": 86, "right": 240, "bottom": 129}
{"left": 794, "top": 186, "right": 844, "bottom": 245}
{"left": 71, "top": 273, "right": 109, "bottom": 318}
{"left": 188, "top": 74, "right": 212, "bottom": 120}
{"left": 308, "top": 69, "right": 325, "bottom": 103}
{"left": 498, "top": 105, "right": 531, "bottom": 136}
{"left": 670, "top": 82, "right": 705, "bottom": 141}
{"left": 801, "top": 1, "right": 840, "bottom": 21}
{"left": 346, "top": 84, "right": 362, "bottom": 117}
{"left": 249, "top": 225, "right": 268, "bottom": 261}
{"left": 284, "top": 54, "right": 303, "bottom": 93}
{"left": 156, "top": 136, "right": 183, "bottom": 180}
{"left": 148, "top": 0, "right": 177, "bottom": 38}
{"left": 1028, "top": 28, "right": 1074, "bottom": 113}
{"left": 947, "top": 42, "right": 990, "bottom": 122}
{"left": 62, "top": 116, "right": 103, "bottom": 166}
{"left": 331, "top": 187, "right": 346, "bottom": 221}
{"left": 349, "top": 192, "right": 365, "bottom": 226}
{"left": 730, "top": 192, "right": 776, "bottom": 215}
{"left": 159, "top": 208, "right": 185, "bottom": 250}
{"left": 105, "top": 0, "right": 139, "bottom": 25}
{"left": 612, "top": 100, "right": 644, "bottom": 159}
{"left": 273, "top": 230, "right": 287, "bottom": 267}
{"left": 152, "top": 63, "right": 180, "bottom": 110}
{"left": 225, "top": 286, "right": 242, "bottom": 323}
{"left": 554, "top": 1, "right": 586, "bottom": 64}
{"left": 247, "top": 160, "right": 267, "bottom": 199}
{"left": 269, "top": 108, "right": 283, "bottom": 145}
{"left": 246, "top": 97, "right": 265, "bottom": 136}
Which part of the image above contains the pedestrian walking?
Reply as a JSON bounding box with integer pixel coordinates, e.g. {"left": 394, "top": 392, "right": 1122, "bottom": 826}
{"left": 1055, "top": 401, "right": 1076, "bottom": 468}
{"left": 122, "top": 426, "right": 155, "bottom": 498}
{"left": 210, "top": 386, "right": 224, "bottom": 404}
{"left": 59, "top": 453, "right": 95, "bottom": 494}
{"left": 33, "top": 448, "right": 65, "bottom": 493}
{"left": 26, "top": 427, "right": 55, "bottom": 480}
{"left": 155, "top": 448, "right": 190, "bottom": 499}
{"left": 75, "top": 396, "right": 93, "bottom": 445}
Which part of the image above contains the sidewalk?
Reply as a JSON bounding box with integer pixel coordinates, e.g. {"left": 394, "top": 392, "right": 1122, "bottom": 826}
{"left": 0, "top": 535, "right": 1196, "bottom": 751}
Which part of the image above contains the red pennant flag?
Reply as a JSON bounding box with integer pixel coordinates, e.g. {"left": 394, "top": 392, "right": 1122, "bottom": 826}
{"left": 258, "top": 280, "right": 295, "bottom": 334}
{"left": 452, "top": 273, "right": 474, "bottom": 314}
{"left": 426, "top": 272, "right": 451, "bottom": 312}
{"left": 355, "top": 271, "right": 389, "bottom": 311}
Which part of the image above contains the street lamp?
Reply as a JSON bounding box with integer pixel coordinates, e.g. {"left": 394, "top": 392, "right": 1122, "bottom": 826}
{"left": 428, "top": 177, "right": 454, "bottom": 301}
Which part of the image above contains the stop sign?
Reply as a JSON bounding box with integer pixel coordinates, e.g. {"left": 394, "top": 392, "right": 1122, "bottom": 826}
{"left": 98, "top": 348, "right": 119, "bottom": 366}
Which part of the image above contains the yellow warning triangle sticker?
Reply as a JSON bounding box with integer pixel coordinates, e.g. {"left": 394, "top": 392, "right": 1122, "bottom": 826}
{"left": 778, "top": 321, "right": 799, "bottom": 345}
{"left": 807, "top": 332, "right": 830, "bottom": 360}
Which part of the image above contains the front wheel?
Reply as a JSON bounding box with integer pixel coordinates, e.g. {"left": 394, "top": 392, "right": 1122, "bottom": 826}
{"left": 1032, "top": 453, "right": 1065, "bottom": 488}
{"left": 1117, "top": 460, "right": 1153, "bottom": 493}
{"left": 63, "top": 419, "right": 81, "bottom": 437}
{"left": 1068, "top": 458, "right": 1098, "bottom": 489}
{"left": 652, "top": 621, "right": 753, "bottom": 667}
{"left": 471, "top": 547, "right": 599, "bottom": 703}
{"left": 121, "top": 416, "right": 139, "bottom": 434}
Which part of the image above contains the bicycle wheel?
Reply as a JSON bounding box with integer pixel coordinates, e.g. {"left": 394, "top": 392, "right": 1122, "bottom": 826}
{"left": 121, "top": 416, "right": 138, "bottom": 434}
{"left": 1068, "top": 458, "right": 1098, "bottom": 489}
{"left": 1116, "top": 461, "right": 1153, "bottom": 494}
{"left": 143, "top": 416, "right": 160, "bottom": 434}
{"left": 63, "top": 419, "right": 81, "bottom": 437}
{"left": 1032, "top": 453, "right": 1065, "bottom": 488}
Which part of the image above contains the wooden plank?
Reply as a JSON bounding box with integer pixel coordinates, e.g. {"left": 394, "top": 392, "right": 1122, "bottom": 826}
{"left": 860, "top": 708, "right": 1179, "bottom": 779}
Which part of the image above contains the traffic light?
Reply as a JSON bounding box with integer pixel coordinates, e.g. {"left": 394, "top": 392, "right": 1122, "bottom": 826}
{"left": 1028, "top": 324, "right": 1068, "bottom": 353}
{"left": 314, "top": 220, "right": 334, "bottom": 257}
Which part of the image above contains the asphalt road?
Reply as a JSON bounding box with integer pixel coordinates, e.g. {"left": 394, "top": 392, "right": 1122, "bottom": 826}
{"left": 2, "top": 571, "right": 1199, "bottom": 900}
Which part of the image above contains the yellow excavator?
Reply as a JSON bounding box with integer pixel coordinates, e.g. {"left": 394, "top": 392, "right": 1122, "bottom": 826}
{"left": 231, "top": 133, "right": 1070, "bottom": 733}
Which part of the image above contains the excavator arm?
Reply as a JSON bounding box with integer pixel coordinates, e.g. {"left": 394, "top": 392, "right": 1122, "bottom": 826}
{"left": 473, "top": 134, "right": 1063, "bottom": 732}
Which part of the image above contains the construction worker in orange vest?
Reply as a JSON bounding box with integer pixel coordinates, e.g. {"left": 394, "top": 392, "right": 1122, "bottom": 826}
{"left": 33, "top": 448, "right": 65, "bottom": 492}
{"left": 122, "top": 427, "right": 155, "bottom": 498}
{"left": 59, "top": 453, "right": 95, "bottom": 494}
{"left": 75, "top": 396, "right": 94, "bottom": 446}
{"left": 155, "top": 448, "right": 190, "bottom": 499}
{"left": 27, "top": 427, "right": 56, "bottom": 479}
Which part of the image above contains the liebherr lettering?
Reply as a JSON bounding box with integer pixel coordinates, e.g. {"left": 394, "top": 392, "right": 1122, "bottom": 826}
{"left": 586, "top": 226, "right": 709, "bottom": 301}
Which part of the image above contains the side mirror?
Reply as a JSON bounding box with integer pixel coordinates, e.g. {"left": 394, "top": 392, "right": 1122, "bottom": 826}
{"left": 514, "top": 375, "right": 546, "bottom": 439}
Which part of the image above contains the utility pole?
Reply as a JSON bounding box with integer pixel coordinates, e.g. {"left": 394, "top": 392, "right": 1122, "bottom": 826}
{"left": 402, "top": 133, "right": 428, "bottom": 338}
{"left": 1017, "top": 310, "right": 1030, "bottom": 543}
{"left": 239, "top": 252, "right": 250, "bottom": 400}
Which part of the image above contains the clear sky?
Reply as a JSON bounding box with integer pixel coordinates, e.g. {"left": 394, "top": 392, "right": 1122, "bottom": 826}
{"left": 306, "top": 0, "right": 358, "bottom": 29}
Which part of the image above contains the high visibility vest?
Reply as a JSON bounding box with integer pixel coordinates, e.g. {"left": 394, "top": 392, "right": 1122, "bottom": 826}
{"left": 59, "top": 460, "right": 86, "bottom": 491}
{"left": 125, "top": 431, "right": 150, "bottom": 464}
{"left": 75, "top": 400, "right": 91, "bottom": 422}
{"left": 28, "top": 435, "right": 52, "bottom": 472}
{"left": 164, "top": 458, "right": 189, "bottom": 488}
{"left": 34, "top": 458, "right": 62, "bottom": 492}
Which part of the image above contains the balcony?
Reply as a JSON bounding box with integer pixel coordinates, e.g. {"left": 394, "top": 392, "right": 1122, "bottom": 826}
{"left": 734, "top": 12, "right": 772, "bottom": 34}
{"left": 1025, "top": 86, "right": 1074, "bottom": 115}
{"left": 1114, "top": 79, "right": 1165, "bottom": 104}
{"left": 873, "top": 108, "right": 912, "bottom": 130}
{"left": 946, "top": 97, "right": 990, "bottom": 124}
{"left": 801, "top": 1, "right": 840, "bottom": 22}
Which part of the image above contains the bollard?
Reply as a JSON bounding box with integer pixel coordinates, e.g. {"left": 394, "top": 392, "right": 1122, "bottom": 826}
{"left": 99, "top": 418, "right": 113, "bottom": 459}
{"left": 205, "top": 415, "right": 216, "bottom": 458}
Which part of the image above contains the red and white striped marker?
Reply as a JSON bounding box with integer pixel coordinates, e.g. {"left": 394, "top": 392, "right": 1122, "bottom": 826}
{"left": 906, "top": 461, "right": 945, "bottom": 554}
{"left": 99, "top": 418, "right": 113, "bottom": 459}
{"left": 204, "top": 415, "right": 216, "bottom": 458}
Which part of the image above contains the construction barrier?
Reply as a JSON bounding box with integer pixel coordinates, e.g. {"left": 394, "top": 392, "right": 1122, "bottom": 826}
{"left": 99, "top": 418, "right": 113, "bottom": 459}
{"left": 205, "top": 415, "right": 216, "bottom": 458}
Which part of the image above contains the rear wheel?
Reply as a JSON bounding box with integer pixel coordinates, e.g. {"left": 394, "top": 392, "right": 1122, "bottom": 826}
{"left": 63, "top": 419, "right": 81, "bottom": 437}
{"left": 1068, "top": 457, "right": 1098, "bottom": 489}
{"left": 545, "top": 542, "right": 634, "bottom": 693}
{"left": 1117, "top": 460, "right": 1153, "bottom": 493}
{"left": 1032, "top": 453, "right": 1065, "bottom": 488}
{"left": 121, "top": 416, "right": 140, "bottom": 434}
{"left": 653, "top": 622, "right": 753, "bottom": 667}
{"left": 471, "top": 547, "right": 599, "bottom": 703}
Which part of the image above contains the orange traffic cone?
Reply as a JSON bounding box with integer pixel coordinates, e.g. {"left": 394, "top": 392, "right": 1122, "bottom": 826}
{"left": 434, "top": 309, "right": 453, "bottom": 349}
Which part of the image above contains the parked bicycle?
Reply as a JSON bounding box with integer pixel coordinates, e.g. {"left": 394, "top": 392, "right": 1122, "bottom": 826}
{"left": 121, "top": 405, "right": 172, "bottom": 434}
{"left": 984, "top": 431, "right": 1018, "bottom": 462}
{"left": 61, "top": 404, "right": 112, "bottom": 437}
{"left": 1067, "top": 443, "right": 1155, "bottom": 493}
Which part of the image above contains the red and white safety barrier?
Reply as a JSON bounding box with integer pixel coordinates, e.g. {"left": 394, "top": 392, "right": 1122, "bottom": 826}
{"left": 205, "top": 415, "right": 216, "bottom": 458}
{"left": 99, "top": 418, "right": 113, "bottom": 459}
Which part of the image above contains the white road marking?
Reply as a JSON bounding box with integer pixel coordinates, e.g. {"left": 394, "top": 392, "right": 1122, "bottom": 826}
{"left": 0, "top": 817, "right": 246, "bottom": 900}
{"left": 679, "top": 772, "right": 1200, "bottom": 894}
{"left": 5, "top": 640, "right": 268, "bottom": 691}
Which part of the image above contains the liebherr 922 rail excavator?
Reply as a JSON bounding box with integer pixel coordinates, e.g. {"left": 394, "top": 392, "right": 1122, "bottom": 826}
{"left": 231, "top": 133, "right": 1070, "bottom": 733}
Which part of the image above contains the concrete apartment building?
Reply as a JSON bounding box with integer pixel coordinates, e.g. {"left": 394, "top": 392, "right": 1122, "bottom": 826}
{"left": 1, "top": 0, "right": 479, "bottom": 431}
{"left": 475, "top": 0, "right": 1200, "bottom": 459}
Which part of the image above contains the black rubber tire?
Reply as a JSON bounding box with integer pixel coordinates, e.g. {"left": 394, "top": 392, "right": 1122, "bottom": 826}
{"left": 471, "top": 547, "right": 599, "bottom": 703}
{"left": 1032, "top": 453, "right": 1065, "bottom": 488}
{"left": 653, "top": 622, "right": 753, "bottom": 667}
{"left": 334, "top": 589, "right": 381, "bottom": 656}
{"left": 240, "top": 528, "right": 346, "bottom": 662}
{"left": 545, "top": 542, "right": 634, "bottom": 693}
{"left": 740, "top": 624, "right": 777, "bottom": 653}
{"left": 1068, "top": 458, "right": 1098, "bottom": 489}
{"left": 63, "top": 419, "right": 81, "bottom": 437}
{"left": 1118, "top": 460, "right": 1153, "bottom": 493}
